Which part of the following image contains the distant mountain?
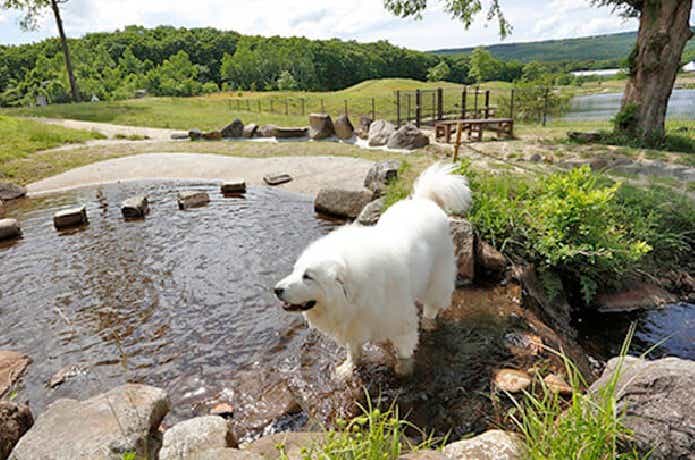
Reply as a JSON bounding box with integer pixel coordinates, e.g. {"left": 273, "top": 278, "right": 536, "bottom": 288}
{"left": 430, "top": 29, "right": 695, "bottom": 64}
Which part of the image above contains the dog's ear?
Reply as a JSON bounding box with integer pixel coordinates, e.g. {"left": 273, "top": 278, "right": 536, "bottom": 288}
{"left": 324, "top": 259, "right": 351, "bottom": 301}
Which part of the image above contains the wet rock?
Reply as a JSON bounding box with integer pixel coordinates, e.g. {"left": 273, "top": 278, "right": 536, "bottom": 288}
{"left": 263, "top": 174, "right": 293, "bottom": 186}
{"left": 243, "top": 123, "right": 258, "bottom": 138}
{"left": 314, "top": 189, "right": 374, "bottom": 219}
{"left": 221, "top": 119, "right": 244, "bottom": 138}
{"left": 309, "top": 114, "right": 335, "bottom": 140}
{"left": 170, "top": 132, "right": 190, "bottom": 140}
{"left": 594, "top": 282, "right": 676, "bottom": 312}
{"left": 243, "top": 432, "right": 324, "bottom": 459}
{"left": 9, "top": 384, "right": 169, "bottom": 460}
{"left": 493, "top": 369, "right": 531, "bottom": 393}
{"left": 0, "top": 351, "right": 31, "bottom": 398}
{"left": 543, "top": 374, "right": 572, "bottom": 395}
{"left": 0, "top": 219, "right": 20, "bottom": 241}
{"left": 258, "top": 125, "right": 277, "bottom": 137}
{"left": 356, "top": 197, "right": 384, "bottom": 226}
{"left": 221, "top": 179, "right": 246, "bottom": 194}
{"left": 503, "top": 332, "right": 543, "bottom": 356}
{"left": 368, "top": 119, "right": 396, "bottom": 146}
{"left": 53, "top": 206, "right": 88, "bottom": 229}
{"left": 476, "top": 241, "right": 506, "bottom": 279}
{"left": 0, "top": 183, "right": 27, "bottom": 201}
{"left": 398, "top": 452, "right": 449, "bottom": 460}
{"left": 202, "top": 131, "right": 223, "bottom": 141}
{"left": 568, "top": 131, "right": 602, "bottom": 143}
{"left": 363, "top": 159, "right": 401, "bottom": 196}
{"left": 159, "top": 416, "right": 237, "bottom": 460}
{"left": 48, "top": 365, "right": 86, "bottom": 388}
{"left": 589, "top": 357, "right": 695, "bottom": 459}
{"left": 275, "top": 127, "right": 309, "bottom": 138}
{"left": 449, "top": 217, "right": 475, "bottom": 286}
{"left": 334, "top": 114, "right": 354, "bottom": 140}
{"left": 120, "top": 195, "right": 149, "bottom": 219}
{"left": 387, "top": 124, "right": 430, "bottom": 150}
{"left": 443, "top": 430, "right": 525, "bottom": 460}
{"left": 177, "top": 191, "right": 210, "bottom": 210}
{"left": 0, "top": 402, "right": 33, "bottom": 460}
{"left": 188, "top": 128, "right": 203, "bottom": 140}
{"left": 358, "top": 116, "right": 373, "bottom": 140}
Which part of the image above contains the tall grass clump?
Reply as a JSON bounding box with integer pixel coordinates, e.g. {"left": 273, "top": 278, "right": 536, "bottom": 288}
{"left": 510, "top": 326, "right": 642, "bottom": 460}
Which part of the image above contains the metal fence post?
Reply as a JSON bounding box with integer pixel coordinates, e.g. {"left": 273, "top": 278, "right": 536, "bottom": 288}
{"left": 461, "top": 87, "right": 466, "bottom": 118}
{"left": 371, "top": 98, "right": 375, "bottom": 120}
{"left": 484, "top": 90, "right": 490, "bottom": 118}
{"left": 437, "top": 87, "right": 443, "bottom": 120}
{"left": 415, "top": 89, "right": 421, "bottom": 128}
{"left": 396, "top": 91, "right": 401, "bottom": 127}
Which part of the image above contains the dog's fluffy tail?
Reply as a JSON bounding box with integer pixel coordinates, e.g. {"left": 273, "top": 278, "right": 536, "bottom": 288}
{"left": 412, "top": 162, "right": 472, "bottom": 213}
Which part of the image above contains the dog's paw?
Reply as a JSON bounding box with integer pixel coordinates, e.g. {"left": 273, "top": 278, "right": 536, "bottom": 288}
{"left": 335, "top": 360, "right": 355, "bottom": 380}
{"left": 394, "top": 358, "right": 414, "bottom": 378}
{"left": 421, "top": 317, "right": 438, "bottom": 332}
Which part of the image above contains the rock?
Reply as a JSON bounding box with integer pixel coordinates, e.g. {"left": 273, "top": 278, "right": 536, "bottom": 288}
{"left": 589, "top": 357, "right": 695, "bottom": 459}
{"left": 210, "top": 402, "right": 234, "bottom": 419}
{"left": 543, "top": 374, "right": 572, "bottom": 395}
{"left": 356, "top": 197, "right": 385, "bottom": 226}
{"left": 183, "top": 447, "right": 261, "bottom": 459}
{"left": 170, "top": 132, "right": 189, "bottom": 140}
{"left": 258, "top": 125, "right": 277, "bottom": 137}
{"left": 48, "top": 365, "right": 86, "bottom": 388}
{"left": 159, "top": 416, "right": 236, "bottom": 460}
{"left": 202, "top": 131, "right": 223, "bottom": 141}
{"left": 10, "top": 384, "right": 168, "bottom": 460}
{"left": 358, "top": 116, "right": 373, "bottom": 140}
{"left": 0, "top": 351, "right": 30, "bottom": 398}
{"left": 0, "top": 219, "right": 20, "bottom": 241}
{"left": 120, "top": 195, "right": 149, "bottom": 219}
{"left": 53, "top": 206, "right": 88, "bottom": 229}
{"left": 398, "top": 452, "right": 449, "bottom": 460}
{"left": 263, "top": 174, "right": 293, "bottom": 186}
{"left": 314, "top": 189, "right": 374, "bottom": 219}
{"left": 363, "top": 159, "right": 401, "bottom": 196}
{"left": 493, "top": 369, "right": 531, "bottom": 393}
{"left": 368, "top": 119, "right": 396, "bottom": 146}
{"left": 559, "top": 158, "right": 608, "bottom": 171}
{"left": 0, "top": 183, "right": 27, "bottom": 201}
{"left": 334, "top": 115, "right": 354, "bottom": 140}
{"left": 309, "top": 113, "right": 335, "bottom": 140}
{"left": 444, "top": 430, "right": 525, "bottom": 460}
{"left": 275, "top": 127, "right": 309, "bottom": 138}
{"left": 504, "top": 332, "right": 543, "bottom": 356}
{"left": 568, "top": 131, "right": 602, "bottom": 143}
{"left": 594, "top": 282, "right": 676, "bottom": 312}
{"left": 243, "top": 124, "right": 258, "bottom": 138}
{"left": 188, "top": 128, "right": 203, "bottom": 140}
{"left": 221, "top": 180, "right": 246, "bottom": 194}
{"left": 221, "top": 119, "right": 244, "bottom": 138}
{"left": 449, "top": 217, "right": 475, "bottom": 286}
{"left": 0, "top": 402, "right": 33, "bottom": 460}
{"left": 528, "top": 153, "right": 542, "bottom": 162}
{"left": 0, "top": 200, "right": 4, "bottom": 216}
{"left": 178, "top": 191, "right": 210, "bottom": 210}
{"left": 476, "top": 241, "right": 506, "bottom": 279}
{"left": 387, "top": 124, "right": 430, "bottom": 150}
{"left": 243, "top": 432, "right": 324, "bottom": 459}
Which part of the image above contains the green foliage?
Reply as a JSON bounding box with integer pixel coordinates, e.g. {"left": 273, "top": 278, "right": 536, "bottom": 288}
{"left": 277, "top": 70, "right": 299, "bottom": 91}
{"left": 469, "top": 47, "right": 500, "bottom": 83}
{"left": 612, "top": 101, "right": 640, "bottom": 134}
{"left": 121, "top": 452, "right": 137, "bottom": 460}
{"left": 383, "top": 161, "right": 413, "bottom": 210}
{"left": 498, "top": 83, "right": 571, "bottom": 122}
{"left": 427, "top": 60, "right": 451, "bottom": 82}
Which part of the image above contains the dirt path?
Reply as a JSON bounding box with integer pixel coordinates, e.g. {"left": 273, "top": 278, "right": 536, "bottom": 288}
{"left": 31, "top": 117, "right": 181, "bottom": 142}
{"left": 27, "top": 152, "right": 374, "bottom": 196}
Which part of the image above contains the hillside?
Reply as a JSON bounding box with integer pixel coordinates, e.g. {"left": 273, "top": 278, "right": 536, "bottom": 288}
{"left": 431, "top": 29, "right": 695, "bottom": 64}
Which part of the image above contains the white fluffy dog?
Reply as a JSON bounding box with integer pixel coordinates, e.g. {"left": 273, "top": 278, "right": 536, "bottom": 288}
{"left": 274, "top": 163, "right": 472, "bottom": 379}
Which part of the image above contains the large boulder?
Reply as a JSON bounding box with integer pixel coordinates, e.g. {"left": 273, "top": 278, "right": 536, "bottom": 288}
{"left": 356, "top": 197, "right": 385, "bottom": 226}
{"left": 449, "top": 217, "right": 475, "bottom": 285}
{"left": 0, "top": 402, "right": 33, "bottom": 460}
{"left": 387, "top": 124, "right": 429, "bottom": 150}
{"left": 309, "top": 114, "right": 335, "bottom": 140}
{"left": 589, "top": 357, "right": 695, "bottom": 459}
{"left": 9, "top": 384, "right": 169, "bottom": 460}
{"left": 443, "top": 430, "right": 525, "bottom": 460}
{"left": 334, "top": 115, "right": 354, "bottom": 140}
{"left": 243, "top": 123, "right": 258, "bottom": 138}
{"left": 358, "top": 116, "right": 373, "bottom": 140}
{"left": 368, "top": 119, "right": 396, "bottom": 146}
{"left": 314, "top": 189, "right": 375, "bottom": 219}
{"left": 221, "top": 119, "right": 244, "bottom": 138}
{"left": 363, "top": 159, "right": 401, "bottom": 196}
{"left": 0, "top": 183, "right": 26, "bottom": 201}
{"left": 159, "top": 417, "right": 236, "bottom": 460}
{"left": 0, "top": 351, "right": 30, "bottom": 398}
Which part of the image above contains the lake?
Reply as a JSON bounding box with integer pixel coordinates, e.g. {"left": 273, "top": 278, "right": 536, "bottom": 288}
{"left": 564, "top": 89, "right": 695, "bottom": 120}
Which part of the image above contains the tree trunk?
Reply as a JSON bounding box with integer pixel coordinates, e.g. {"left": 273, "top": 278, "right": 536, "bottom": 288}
{"left": 50, "top": 0, "right": 79, "bottom": 102}
{"left": 619, "top": 0, "right": 692, "bottom": 141}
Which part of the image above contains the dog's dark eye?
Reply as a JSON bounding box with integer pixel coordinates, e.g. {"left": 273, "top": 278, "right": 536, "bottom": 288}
{"left": 303, "top": 272, "right": 313, "bottom": 281}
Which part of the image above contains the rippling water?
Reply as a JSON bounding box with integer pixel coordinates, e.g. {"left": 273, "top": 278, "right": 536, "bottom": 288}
{"left": 564, "top": 89, "right": 695, "bottom": 120}
{"left": 0, "top": 182, "right": 339, "bottom": 419}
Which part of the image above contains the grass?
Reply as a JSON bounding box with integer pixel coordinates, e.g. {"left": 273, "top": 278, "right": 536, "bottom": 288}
{"left": 0, "top": 115, "right": 105, "bottom": 164}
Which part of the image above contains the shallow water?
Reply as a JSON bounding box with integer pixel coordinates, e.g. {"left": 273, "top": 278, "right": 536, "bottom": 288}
{"left": 564, "top": 89, "right": 695, "bottom": 120}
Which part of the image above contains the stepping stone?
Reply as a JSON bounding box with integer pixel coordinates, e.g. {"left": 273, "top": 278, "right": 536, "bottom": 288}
{"left": 221, "top": 179, "right": 246, "bottom": 194}
{"left": 121, "top": 195, "right": 149, "bottom": 219}
{"left": 178, "top": 191, "right": 210, "bottom": 210}
{"left": 263, "top": 174, "right": 293, "bottom": 186}
{"left": 0, "top": 218, "right": 20, "bottom": 241}
{"left": 53, "top": 206, "right": 88, "bottom": 229}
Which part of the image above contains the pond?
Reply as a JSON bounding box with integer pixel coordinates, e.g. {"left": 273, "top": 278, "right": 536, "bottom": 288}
{"left": 564, "top": 89, "right": 695, "bottom": 120}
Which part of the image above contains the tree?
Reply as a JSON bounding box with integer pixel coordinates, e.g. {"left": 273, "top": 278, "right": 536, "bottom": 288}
{"left": 384, "top": 0, "right": 694, "bottom": 142}
{"left": 2, "top": 0, "right": 80, "bottom": 102}
{"left": 427, "top": 60, "right": 451, "bottom": 81}
{"left": 469, "top": 47, "right": 501, "bottom": 82}
{"left": 276, "top": 70, "right": 298, "bottom": 90}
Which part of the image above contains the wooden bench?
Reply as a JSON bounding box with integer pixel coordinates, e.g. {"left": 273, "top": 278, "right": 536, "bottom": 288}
{"left": 435, "top": 118, "right": 514, "bottom": 143}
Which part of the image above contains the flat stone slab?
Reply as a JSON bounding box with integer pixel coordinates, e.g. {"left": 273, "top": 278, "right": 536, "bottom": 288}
{"left": 53, "top": 206, "right": 88, "bottom": 229}
{"left": 170, "top": 132, "right": 190, "bottom": 140}
{"left": 263, "top": 174, "right": 293, "bottom": 186}
{"left": 121, "top": 195, "right": 149, "bottom": 219}
{"left": 221, "top": 179, "right": 246, "bottom": 194}
{"left": 274, "top": 127, "right": 308, "bottom": 138}
{"left": 177, "top": 191, "right": 210, "bottom": 209}
{"left": 314, "top": 189, "right": 374, "bottom": 219}
{"left": 0, "top": 351, "right": 31, "bottom": 398}
{"left": 0, "top": 218, "right": 21, "bottom": 241}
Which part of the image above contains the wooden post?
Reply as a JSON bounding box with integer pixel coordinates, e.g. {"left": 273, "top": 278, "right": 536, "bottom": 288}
{"left": 474, "top": 86, "right": 479, "bottom": 118}
{"left": 396, "top": 91, "right": 401, "bottom": 127}
{"left": 371, "top": 98, "right": 375, "bottom": 120}
{"left": 437, "top": 87, "right": 443, "bottom": 120}
{"left": 461, "top": 87, "right": 467, "bottom": 118}
{"left": 415, "top": 89, "right": 421, "bottom": 128}
{"left": 484, "top": 90, "right": 490, "bottom": 118}
{"left": 453, "top": 121, "right": 463, "bottom": 162}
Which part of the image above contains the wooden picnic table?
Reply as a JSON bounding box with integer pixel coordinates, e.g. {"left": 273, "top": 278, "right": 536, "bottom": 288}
{"left": 435, "top": 118, "right": 514, "bottom": 143}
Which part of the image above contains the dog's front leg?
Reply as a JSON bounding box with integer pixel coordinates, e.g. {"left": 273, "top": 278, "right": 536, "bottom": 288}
{"left": 335, "top": 343, "right": 362, "bottom": 380}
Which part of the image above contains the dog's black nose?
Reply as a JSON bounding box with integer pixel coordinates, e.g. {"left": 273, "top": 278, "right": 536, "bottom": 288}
{"left": 274, "top": 287, "right": 285, "bottom": 299}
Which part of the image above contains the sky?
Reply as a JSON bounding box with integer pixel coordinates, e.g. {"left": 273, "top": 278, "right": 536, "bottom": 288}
{"left": 0, "top": 0, "right": 687, "bottom": 51}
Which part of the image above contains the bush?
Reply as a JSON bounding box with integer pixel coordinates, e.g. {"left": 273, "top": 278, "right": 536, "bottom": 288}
{"left": 498, "top": 82, "right": 571, "bottom": 122}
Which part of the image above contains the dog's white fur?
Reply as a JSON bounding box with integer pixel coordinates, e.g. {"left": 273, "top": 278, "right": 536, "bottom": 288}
{"left": 275, "top": 162, "right": 472, "bottom": 378}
